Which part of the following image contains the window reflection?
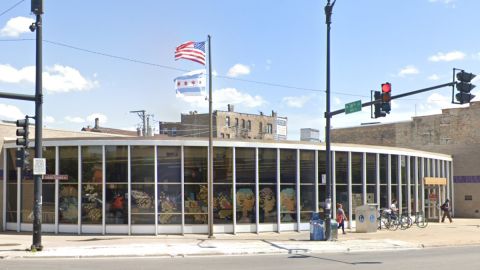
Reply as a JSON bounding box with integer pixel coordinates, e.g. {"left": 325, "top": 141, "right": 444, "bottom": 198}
{"left": 59, "top": 146, "right": 78, "bottom": 224}
{"left": 81, "top": 146, "right": 103, "bottom": 224}
{"left": 236, "top": 148, "right": 256, "bottom": 224}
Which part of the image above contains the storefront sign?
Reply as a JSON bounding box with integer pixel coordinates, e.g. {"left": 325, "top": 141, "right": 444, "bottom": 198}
{"left": 42, "top": 174, "right": 69, "bottom": 181}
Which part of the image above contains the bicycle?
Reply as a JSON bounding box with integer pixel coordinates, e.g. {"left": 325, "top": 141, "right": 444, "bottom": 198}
{"left": 399, "top": 212, "right": 413, "bottom": 230}
{"left": 412, "top": 211, "right": 428, "bottom": 228}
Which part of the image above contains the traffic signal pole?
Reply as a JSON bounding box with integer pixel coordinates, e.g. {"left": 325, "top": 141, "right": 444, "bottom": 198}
{"left": 32, "top": 2, "right": 44, "bottom": 251}
{"left": 327, "top": 81, "right": 456, "bottom": 117}
{"left": 324, "top": 0, "right": 336, "bottom": 241}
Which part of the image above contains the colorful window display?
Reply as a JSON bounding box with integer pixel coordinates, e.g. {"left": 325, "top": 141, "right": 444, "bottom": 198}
{"left": 280, "top": 149, "right": 296, "bottom": 223}
{"left": 158, "top": 184, "right": 181, "bottom": 224}
{"left": 236, "top": 187, "right": 255, "bottom": 223}
{"left": 131, "top": 146, "right": 155, "bottom": 224}
{"left": 259, "top": 148, "right": 277, "bottom": 223}
{"left": 300, "top": 150, "right": 315, "bottom": 222}
{"left": 105, "top": 146, "right": 128, "bottom": 225}
{"left": 2, "top": 139, "right": 451, "bottom": 235}
{"left": 236, "top": 148, "right": 256, "bottom": 224}
{"left": 259, "top": 186, "right": 276, "bottom": 223}
{"left": 59, "top": 146, "right": 78, "bottom": 224}
{"left": 81, "top": 146, "right": 103, "bottom": 224}
{"left": 6, "top": 148, "right": 17, "bottom": 222}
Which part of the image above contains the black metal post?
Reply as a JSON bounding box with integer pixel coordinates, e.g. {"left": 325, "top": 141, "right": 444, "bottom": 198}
{"left": 32, "top": 1, "right": 43, "bottom": 251}
{"left": 207, "top": 35, "right": 214, "bottom": 238}
{"left": 324, "top": 0, "right": 335, "bottom": 241}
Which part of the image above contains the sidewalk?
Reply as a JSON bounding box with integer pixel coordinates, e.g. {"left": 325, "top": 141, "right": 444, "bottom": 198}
{"left": 1, "top": 218, "right": 479, "bottom": 259}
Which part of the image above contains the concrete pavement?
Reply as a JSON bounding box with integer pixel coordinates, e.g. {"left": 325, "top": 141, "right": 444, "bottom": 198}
{"left": 1, "top": 218, "right": 479, "bottom": 259}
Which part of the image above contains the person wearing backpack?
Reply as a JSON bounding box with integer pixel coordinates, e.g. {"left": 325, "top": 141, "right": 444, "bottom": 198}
{"left": 441, "top": 198, "right": 453, "bottom": 223}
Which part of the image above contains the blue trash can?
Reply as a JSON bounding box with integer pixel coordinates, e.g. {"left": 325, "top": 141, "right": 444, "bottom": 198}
{"left": 310, "top": 219, "right": 325, "bottom": 241}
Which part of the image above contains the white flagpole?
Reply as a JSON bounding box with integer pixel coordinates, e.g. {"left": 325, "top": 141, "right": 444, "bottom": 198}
{"left": 207, "top": 35, "right": 214, "bottom": 238}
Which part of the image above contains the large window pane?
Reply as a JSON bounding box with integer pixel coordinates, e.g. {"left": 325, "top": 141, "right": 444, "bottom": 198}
{"left": 185, "top": 184, "right": 208, "bottom": 224}
{"left": 106, "top": 183, "right": 128, "bottom": 224}
{"left": 300, "top": 150, "right": 315, "bottom": 222}
{"left": 259, "top": 148, "right": 276, "bottom": 224}
{"left": 213, "top": 184, "right": 233, "bottom": 224}
{"left": 20, "top": 149, "right": 34, "bottom": 223}
{"left": 280, "top": 149, "right": 296, "bottom": 184}
{"left": 42, "top": 147, "right": 55, "bottom": 224}
{"left": 213, "top": 147, "right": 233, "bottom": 183}
{"left": 366, "top": 153, "right": 376, "bottom": 184}
{"left": 157, "top": 146, "right": 181, "bottom": 183}
{"left": 59, "top": 146, "right": 78, "bottom": 224}
{"left": 81, "top": 146, "right": 103, "bottom": 224}
{"left": 158, "top": 184, "right": 182, "bottom": 224}
{"left": 131, "top": 183, "right": 155, "bottom": 224}
{"left": 236, "top": 185, "right": 256, "bottom": 224}
{"left": 318, "top": 151, "right": 326, "bottom": 218}
{"left": 335, "top": 152, "right": 348, "bottom": 184}
{"left": 106, "top": 146, "right": 127, "bottom": 183}
{"left": 184, "top": 147, "right": 207, "bottom": 183}
{"left": 6, "top": 148, "right": 17, "bottom": 222}
{"left": 131, "top": 146, "right": 154, "bottom": 183}
{"left": 236, "top": 148, "right": 255, "bottom": 184}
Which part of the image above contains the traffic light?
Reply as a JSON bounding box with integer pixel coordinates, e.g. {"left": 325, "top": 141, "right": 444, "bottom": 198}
{"left": 373, "top": 91, "right": 386, "bottom": 118}
{"left": 15, "top": 148, "right": 30, "bottom": 169}
{"left": 381, "top": 82, "right": 392, "bottom": 114}
{"left": 16, "top": 116, "right": 30, "bottom": 147}
{"left": 455, "top": 70, "right": 476, "bottom": 104}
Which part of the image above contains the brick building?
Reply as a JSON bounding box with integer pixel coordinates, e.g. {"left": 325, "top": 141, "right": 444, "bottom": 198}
{"left": 159, "top": 104, "right": 287, "bottom": 140}
{"left": 331, "top": 101, "right": 480, "bottom": 218}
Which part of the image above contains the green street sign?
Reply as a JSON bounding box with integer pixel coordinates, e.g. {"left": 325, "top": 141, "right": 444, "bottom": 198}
{"left": 345, "top": 100, "right": 362, "bottom": 114}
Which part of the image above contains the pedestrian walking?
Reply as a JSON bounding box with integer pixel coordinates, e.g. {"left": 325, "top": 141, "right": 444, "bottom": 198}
{"left": 336, "top": 203, "right": 347, "bottom": 234}
{"left": 441, "top": 199, "right": 453, "bottom": 223}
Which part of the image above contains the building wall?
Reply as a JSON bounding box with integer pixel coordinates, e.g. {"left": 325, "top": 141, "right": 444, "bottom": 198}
{"left": 161, "top": 110, "right": 279, "bottom": 140}
{"left": 331, "top": 102, "right": 480, "bottom": 217}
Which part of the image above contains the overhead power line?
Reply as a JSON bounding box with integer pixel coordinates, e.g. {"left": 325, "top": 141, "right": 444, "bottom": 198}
{"left": 0, "top": 38, "right": 418, "bottom": 99}
{"left": 0, "top": 0, "right": 25, "bottom": 18}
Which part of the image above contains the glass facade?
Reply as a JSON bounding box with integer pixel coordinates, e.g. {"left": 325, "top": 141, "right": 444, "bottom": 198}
{"left": 2, "top": 140, "right": 451, "bottom": 234}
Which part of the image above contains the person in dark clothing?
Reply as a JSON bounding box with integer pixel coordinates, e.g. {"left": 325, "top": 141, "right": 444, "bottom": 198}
{"left": 441, "top": 199, "right": 453, "bottom": 223}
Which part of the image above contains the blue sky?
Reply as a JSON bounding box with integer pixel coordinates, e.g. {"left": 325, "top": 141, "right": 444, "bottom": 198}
{"left": 0, "top": 0, "right": 479, "bottom": 140}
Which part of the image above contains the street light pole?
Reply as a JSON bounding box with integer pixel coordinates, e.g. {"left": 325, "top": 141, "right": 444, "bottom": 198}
{"left": 31, "top": 0, "right": 44, "bottom": 251}
{"left": 324, "top": 0, "right": 336, "bottom": 241}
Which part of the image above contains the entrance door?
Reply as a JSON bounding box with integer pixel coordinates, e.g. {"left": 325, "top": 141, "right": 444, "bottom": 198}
{"left": 425, "top": 185, "right": 446, "bottom": 221}
{"left": 425, "top": 186, "right": 439, "bottom": 221}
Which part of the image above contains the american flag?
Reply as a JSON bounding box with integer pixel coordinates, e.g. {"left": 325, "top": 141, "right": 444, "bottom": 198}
{"left": 175, "top": 41, "right": 206, "bottom": 66}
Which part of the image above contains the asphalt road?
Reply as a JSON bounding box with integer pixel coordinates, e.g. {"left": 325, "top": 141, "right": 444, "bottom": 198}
{"left": 2, "top": 246, "right": 480, "bottom": 270}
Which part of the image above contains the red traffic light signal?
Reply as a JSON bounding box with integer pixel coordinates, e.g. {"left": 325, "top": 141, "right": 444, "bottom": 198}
{"left": 382, "top": 82, "right": 391, "bottom": 93}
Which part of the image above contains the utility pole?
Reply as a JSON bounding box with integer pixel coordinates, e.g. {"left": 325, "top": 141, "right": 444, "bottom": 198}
{"left": 130, "top": 110, "right": 146, "bottom": 136}
{"left": 324, "top": 0, "right": 336, "bottom": 241}
{"left": 31, "top": 0, "right": 44, "bottom": 251}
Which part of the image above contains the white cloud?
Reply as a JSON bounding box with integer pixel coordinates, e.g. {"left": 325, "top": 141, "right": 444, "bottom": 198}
{"left": 44, "top": 65, "right": 98, "bottom": 92}
{"left": 214, "top": 88, "right": 264, "bottom": 108}
{"left": 334, "top": 97, "right": 341, "bottom": 105}
{"left": 0, "top": 104, "right": 24, "bottom": 120}
{"left": 282, "top": 95, "right": 311, "bottom": 108}
{"left": 428, "top": 51, "right": 465, "bottom": 62}
{"left": 428, "top": 74, "right": 440, "bottom": 81}
{"left": 64, "top": 116, "right": 85, "bottom": 123}
{"left": 177, "top": 88, "right": 265, "bottom": 109}
{"left": 86, "top": 113, "right": 108, "bottom": 124}
{"left": 398, "top": 65, "right": 419, "bottom": 77}
{"left": 265, "top": 59, "right": 272, "bottom": 71}
{"left": 227, "top": 64, "right": 251, "bottom": 77}
{"left": 0, "top": 64, "right": 98, "bottom": 93}
{"left": 0, "top": 16, "right": 35, "bottom": 37}
{"left": 44, "top": 116, "right": 55, "bottom": 124}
